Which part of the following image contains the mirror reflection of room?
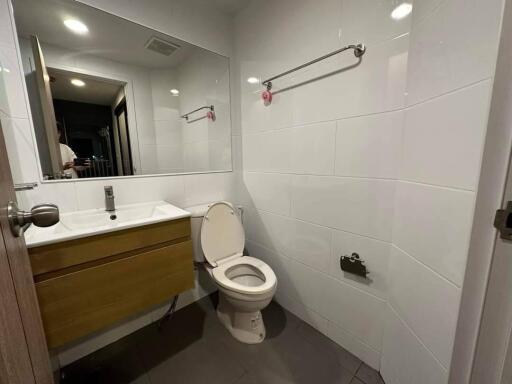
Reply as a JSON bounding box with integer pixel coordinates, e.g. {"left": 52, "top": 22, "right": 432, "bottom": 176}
{"left": 14, "top": 0, "right": 232, "bottom": 180}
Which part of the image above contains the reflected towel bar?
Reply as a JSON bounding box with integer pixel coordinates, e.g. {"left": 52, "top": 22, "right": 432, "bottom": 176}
{"left": 261, "top": 43, "right": 366, "bottom": 92}
{"left": 181, "top": 105, "right": 215, "bottom": 121}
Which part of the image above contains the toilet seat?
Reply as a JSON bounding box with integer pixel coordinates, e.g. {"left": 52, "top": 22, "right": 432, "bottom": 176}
{"left": 201, "top": 202, "right": 277, "bottom": 295}
{"left": 200, "top": 202, "right": 245, "bottom": 268}
{"left": 212, "top": 256, "right": 277, "bottom": 295}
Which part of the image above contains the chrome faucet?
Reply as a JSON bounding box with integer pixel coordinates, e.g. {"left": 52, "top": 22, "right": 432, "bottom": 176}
{"left": 104, "top": 185, "right": 115, "bottom": 212}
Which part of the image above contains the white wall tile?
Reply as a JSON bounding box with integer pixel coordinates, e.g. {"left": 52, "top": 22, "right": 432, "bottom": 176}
{"left": 339, "top": 0, "right": 412, "bottom": 46}
{"left": 183, "top": 172, "right": 235, "bottom": 207}
{"left": 329, "top": 230, "right": 390, "bottom": 299}
{"left": 277, "top": 292, "right": 330, "bottom": 336}
{"left": 406, "top": 0, "right": 503, "bottom": 105}
{"left": 232, "top": 135, "right": 242, "bottom": 172}
{"left": 244, "top": 208, "right": 290, "bottom": 255}
{"left": 388, "top": 246, "right": 461, "bottom": 368}
{"left": 381, "top": 305, "right": 449, "bottom": 384}
{"left": 411, "top": 0, "right": 443, "bottom": 24}
{"left": 72, "top": 173, "right": 187, "bottom": 211}
{"left": 235, "top": 0, "right": 343, "bottom": 76}
{"left": 240, "top": 87, "right": 294, "bottom": 134}
{"left": 290, "top": 35, "right": 409, "bottom": 125}
{"left": 243, "top": 129, "right": 291, "bottom": 172}
{"left": 0, "top": 0, "right": 16, "bottom": 50}
{"left": 327, "top": 320, "right": 381, "bottom": 370}
{"left": 276, "top": 252, "right": 326, "bottom": 315}
{"left": 335, "top": 111, "right": 403, "bottom": 179}
{"left": 401, "top": 81, "right": 492, "bottom": 190}
{"left": 243, "top": 121, "right": 336, "bottom": 176}
{"left": 291, "top": 175, "right": 396, "bottom": 241}
{"left": 1, "top": 117, "right": 39, "bottom": 183}
{"left": 322, "top": 275, "right": 386, "bottom": 351}
{"left": 290, "top": 121, "right": 336, "bottom": 175}
{"left": 0, "top": 44, "right": 29, "bottom": 119}
{"left": 244, "top": 208, "right": 332, "bottom": 273}
{"left": 392, "top": 181, "right": 475, "bottom": 286}
{"left": 241, "top": 172, "right": 291, "bottom": 216}
{"left": 17, "top": 181, "right": 77, "bottom": 213}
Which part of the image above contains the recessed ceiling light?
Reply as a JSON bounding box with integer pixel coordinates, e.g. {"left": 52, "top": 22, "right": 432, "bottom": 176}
{"left": 247, "top": 77, "right": 259, "bottom": 84}
{"left": 391, "top": 3, "right": 412, "bottom": 20}
{"left": 71, "top": 79, "right": 85, "bottom": 87}
{"left": 170, "top": 89, "right": 179, "bottom": 95}
{"left": 64, "top": 19, "right": 89, "bottom": 35}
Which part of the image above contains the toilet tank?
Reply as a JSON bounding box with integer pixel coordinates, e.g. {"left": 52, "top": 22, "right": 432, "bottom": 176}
{"left": 185, "top": 203, "right": 212, "bottom": 263}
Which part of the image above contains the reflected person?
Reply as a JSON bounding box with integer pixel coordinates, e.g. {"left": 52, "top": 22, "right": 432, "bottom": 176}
{"left": 57, "top": 122, "right": 90, "bottom": 178}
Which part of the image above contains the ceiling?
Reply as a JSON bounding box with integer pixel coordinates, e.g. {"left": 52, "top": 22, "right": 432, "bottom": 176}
{"left": 48, "top": 67, "right": 124, "bottom": 106}
{"left": 12, "top": 0, "right": 216, "bottom": 69}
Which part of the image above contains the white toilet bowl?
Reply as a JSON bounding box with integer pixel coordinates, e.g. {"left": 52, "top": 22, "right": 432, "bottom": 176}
{"left": 187, "top": 202, "right": 277, "bottom": 344}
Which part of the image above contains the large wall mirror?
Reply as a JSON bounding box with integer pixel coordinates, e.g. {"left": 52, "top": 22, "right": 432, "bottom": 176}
{"left": 12, "top": 0, "right": 232, "bottom": 180}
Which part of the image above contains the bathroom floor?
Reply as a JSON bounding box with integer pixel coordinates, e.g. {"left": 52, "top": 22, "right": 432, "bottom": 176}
{"left": 60, "top": 294, "right": 384, "bottom": 384}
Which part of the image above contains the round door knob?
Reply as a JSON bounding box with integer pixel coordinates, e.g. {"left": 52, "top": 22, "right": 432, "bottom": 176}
{"left": 7, "top": 201, "right": 60, "bottom": 237}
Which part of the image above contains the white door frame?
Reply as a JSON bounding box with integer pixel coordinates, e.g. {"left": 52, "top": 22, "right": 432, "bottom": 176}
{"left": 449, "top": 0, "right": 512, "bottom": 383}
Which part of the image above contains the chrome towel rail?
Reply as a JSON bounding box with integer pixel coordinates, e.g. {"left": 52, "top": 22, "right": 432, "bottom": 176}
{"left": 262, "top": 43, "right": 366, "bottom": 92}
{"left": 181, "top": 105, "right": 214, "bottom": 121}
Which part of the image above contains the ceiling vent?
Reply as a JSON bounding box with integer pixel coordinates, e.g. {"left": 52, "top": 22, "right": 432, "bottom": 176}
{"left": 144, "top": 36, "right": 180, "bottom": 56}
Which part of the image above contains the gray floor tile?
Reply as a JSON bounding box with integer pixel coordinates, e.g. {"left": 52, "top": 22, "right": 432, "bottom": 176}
{"left": 60, "top": 296, "right": 369, "bottom": 384}
{"left": 296, "top": 320, "right": 362, "bottom": 375}
{"left": 61, "top": 337, "right": 149, "bottom": 384}
{"left": 231, "top": 372, "right": 260, "bottom": 384}
{"left": 356, "top": 363, "right": 385, "bottom": 384}
{"left": 221, "top": 306, "right": 354, "bottom": 384}
{"left": 143, "top": 337, "right": 246, "bottom": 384}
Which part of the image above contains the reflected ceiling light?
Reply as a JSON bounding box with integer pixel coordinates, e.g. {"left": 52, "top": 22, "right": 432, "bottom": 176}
{"left": 64, "top": 19, "right": 89, "bottom": 34}
{"left": 247, "top": 77, "right": 259, "bottom": 84}
{"left": 391, "top": 3, "right": 412, "bottom": 20}
{"left": 170, "top": 89, "right": 179, "bottom": 96}
{"left": 71, "top": 79, "right": 85, "bottom": 87}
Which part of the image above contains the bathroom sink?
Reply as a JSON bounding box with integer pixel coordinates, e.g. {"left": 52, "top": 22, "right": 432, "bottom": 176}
{"left": 61, "top": 202, "right": 163, "bottom": 230}
{"left": 24, "top": 201, "right": 190, "bottom": 247}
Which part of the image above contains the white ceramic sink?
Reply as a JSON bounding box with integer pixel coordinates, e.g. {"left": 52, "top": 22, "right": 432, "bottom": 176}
{"left": 25, "top": 201, "right": 191, "bottom": 248}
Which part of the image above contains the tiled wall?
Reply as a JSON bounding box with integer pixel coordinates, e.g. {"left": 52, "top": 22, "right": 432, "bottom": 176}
{"left": 234, "top": 0, "right": 504, "bottom": 381}
{"left": 382, "top": 0, "right": 503, "bottom": 383}
{"left": 234, "top": 0, "right": 409, "bottom": 370}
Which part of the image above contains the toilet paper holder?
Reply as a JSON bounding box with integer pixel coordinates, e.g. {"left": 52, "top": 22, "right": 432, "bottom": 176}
{"left": 340, "top": 252, "right": 369, "bottom": 278}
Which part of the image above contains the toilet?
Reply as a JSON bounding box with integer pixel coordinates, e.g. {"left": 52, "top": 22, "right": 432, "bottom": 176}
{"left": 187, "top": 201, "right": 277, "bottom": 344}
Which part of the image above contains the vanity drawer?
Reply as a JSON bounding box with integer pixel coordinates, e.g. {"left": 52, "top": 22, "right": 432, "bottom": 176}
{"left": 35, "top": 240, "right": 194, "bottom": 349}
{"left": 29, "top": 218, "right": 191, "bottom": 276}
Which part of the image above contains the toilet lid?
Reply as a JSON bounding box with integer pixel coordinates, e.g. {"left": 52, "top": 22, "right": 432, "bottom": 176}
{"left": 201, "top": 202, "right": 245, "bottom": 266}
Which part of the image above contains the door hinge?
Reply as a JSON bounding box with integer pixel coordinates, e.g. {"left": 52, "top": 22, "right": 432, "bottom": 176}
{"left": 494, "top": 201, "right": 512, "bottom": 240}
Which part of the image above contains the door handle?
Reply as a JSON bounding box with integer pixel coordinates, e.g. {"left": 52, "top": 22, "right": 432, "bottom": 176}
{"left": 7, "top": 201, "right": 59, "bottom": 237}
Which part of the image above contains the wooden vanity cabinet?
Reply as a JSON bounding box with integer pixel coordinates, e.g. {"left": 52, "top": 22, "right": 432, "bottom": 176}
{"left": 28, "top": 218, "right": 194, "bottom": 349}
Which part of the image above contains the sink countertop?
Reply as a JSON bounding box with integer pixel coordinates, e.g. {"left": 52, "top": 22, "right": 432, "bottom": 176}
{"left": 24, "top": 201, "right": 191, "bottom": 248}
